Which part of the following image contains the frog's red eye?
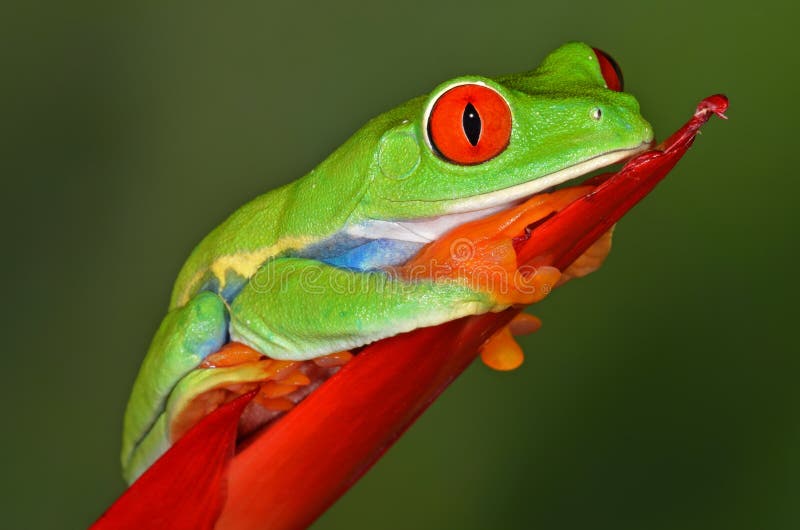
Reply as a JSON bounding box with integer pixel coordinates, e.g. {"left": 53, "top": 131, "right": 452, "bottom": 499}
{"left": 592, "top": 48, "right": 624, "bottom": 92}
{"left": 427, "top": 84, "right": 511, "bottom": 165}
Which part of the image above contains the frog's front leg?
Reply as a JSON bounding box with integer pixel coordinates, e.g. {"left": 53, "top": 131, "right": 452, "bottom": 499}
{"left": 227, "top": 257, "right": 500, "bottom": 361}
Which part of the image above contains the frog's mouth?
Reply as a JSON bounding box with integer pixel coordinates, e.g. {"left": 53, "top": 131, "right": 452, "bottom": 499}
{"left": 350, "top": 142, "right": 651, "bottom": 246}
{"left": 441, "top": 142, "right": 652, "bottom": 214}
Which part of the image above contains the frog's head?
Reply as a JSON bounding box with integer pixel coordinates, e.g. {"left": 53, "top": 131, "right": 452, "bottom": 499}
{"left": 345, "top": 42, "right": 653, "bottom": 246}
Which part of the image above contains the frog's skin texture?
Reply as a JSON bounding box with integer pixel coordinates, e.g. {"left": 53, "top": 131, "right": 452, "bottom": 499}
{"left": 121, "top": 42, "right": 653, "bottom": 483}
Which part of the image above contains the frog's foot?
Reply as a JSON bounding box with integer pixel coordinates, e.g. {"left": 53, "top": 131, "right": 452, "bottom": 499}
{"left": 170, "top": 348, "right": 356, "bottom": 448}
{"left": 396, "top": 187, "right": 577, "bottom": 307}
{"left": 406, "top": 235, "right": 561, "bottom": 307}
{"left": 199, "top": 347, "right": 355, "bottom": 411}
{"left": 480, "top": 313, "right": 542, "bottom": 371}
{"left": 399, "top": 185, "right": 589, "bottom": 272}
{"left": 241, "top": 350, "right": 354, "bottom": 431}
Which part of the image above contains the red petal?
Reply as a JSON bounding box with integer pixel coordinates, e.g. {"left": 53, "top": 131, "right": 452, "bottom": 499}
{"left": 90, "top": 392, "right": 256, "bottom": 530}
{"left": 216, "top": 316, "right": 513, "bottom": 530}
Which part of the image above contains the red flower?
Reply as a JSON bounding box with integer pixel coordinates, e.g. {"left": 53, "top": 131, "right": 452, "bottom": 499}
{"left": 92, "top": 95, "right": 727, "bottom": 530}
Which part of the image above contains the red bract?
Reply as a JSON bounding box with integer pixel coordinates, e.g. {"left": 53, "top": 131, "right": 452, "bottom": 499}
{"left": 92, "top": 95, "right": 728, "bottom": 530}
{"left": 92, "top": 391, "right": 256, "bottom": 530}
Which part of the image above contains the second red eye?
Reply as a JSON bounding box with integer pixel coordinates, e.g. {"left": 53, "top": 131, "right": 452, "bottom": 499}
{"left": 592, "top": 48, "right": 624, "bottom": 92}
{"left": 427, "top": 84, "right": 512, "bottom": 165}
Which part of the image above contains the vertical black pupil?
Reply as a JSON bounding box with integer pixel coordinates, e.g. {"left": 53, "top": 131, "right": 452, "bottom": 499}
{"left": 462, "top": 102, "right": 481, "bottom": 146}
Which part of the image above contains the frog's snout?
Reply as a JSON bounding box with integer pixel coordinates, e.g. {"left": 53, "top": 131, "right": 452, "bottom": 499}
{"left": 602, "top": 101, "right": 654, "bottom": 147}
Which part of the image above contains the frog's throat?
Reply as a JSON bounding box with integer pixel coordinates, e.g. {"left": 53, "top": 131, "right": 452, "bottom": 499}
{"left": 347, "top": 143, "right": 649, "bottom": 245}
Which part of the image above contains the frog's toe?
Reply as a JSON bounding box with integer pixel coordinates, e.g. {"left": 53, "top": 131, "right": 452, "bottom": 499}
{"left": 557, "top": 227, "right": 614, "bottom": 286}
{"left": 480, "top": 326, "right": 524, "bottom": 371}
{"left": 312, "top": 350, "right": 353, "bottom": 367}
{"left": 200, "top": 341, "right": 265, "bottom": 368}
{"left": 499, "top": 265, "right": 561, "bottom": 305}
{"left": 508, "top": 312, "right": 542, "bottom": 335}
{"left": 480, "top": 313, "right": 542, "bottom": 371}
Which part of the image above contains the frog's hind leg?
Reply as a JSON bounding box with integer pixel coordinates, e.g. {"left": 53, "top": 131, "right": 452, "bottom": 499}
{"left": 121, "top": 291, "right": 230, "bottom": 482}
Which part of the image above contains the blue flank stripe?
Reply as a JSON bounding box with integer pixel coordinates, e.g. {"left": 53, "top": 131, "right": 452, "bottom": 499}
{"left": 322, "top": 239, "right": 423, "bottom": 271}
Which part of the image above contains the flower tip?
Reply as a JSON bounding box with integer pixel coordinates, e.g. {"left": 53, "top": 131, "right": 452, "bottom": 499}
{"left": 697, "top": 94, "right": 729, "bottom": 119}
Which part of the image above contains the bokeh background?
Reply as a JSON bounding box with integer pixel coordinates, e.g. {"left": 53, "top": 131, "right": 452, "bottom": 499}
{"left": 3, "top": 1, "right": 798, "bottom": 528}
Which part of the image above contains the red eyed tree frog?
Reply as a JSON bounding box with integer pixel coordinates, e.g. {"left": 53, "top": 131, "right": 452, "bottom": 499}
{"left": 121, "top": 42, "right": 653, "bottom": 483}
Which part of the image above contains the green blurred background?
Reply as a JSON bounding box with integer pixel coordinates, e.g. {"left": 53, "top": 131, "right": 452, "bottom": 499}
{"left": 3, "top": 1, "right": 798, "bottom": 528}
